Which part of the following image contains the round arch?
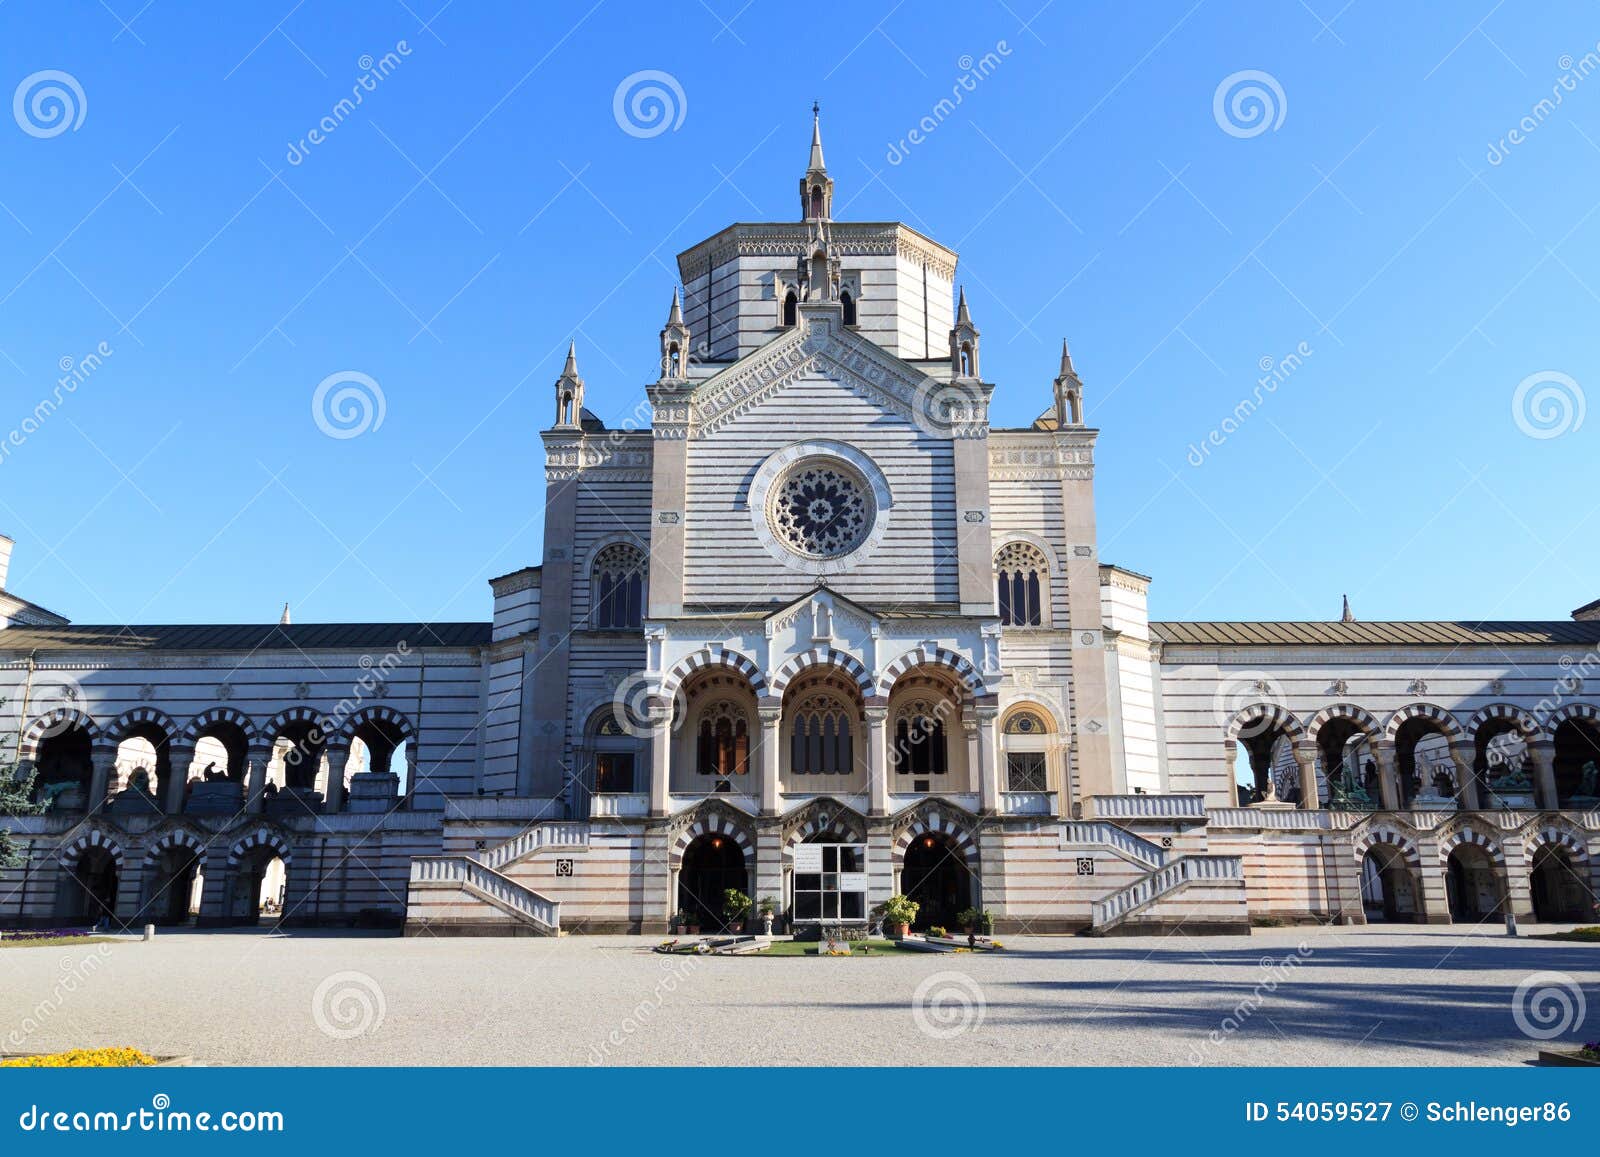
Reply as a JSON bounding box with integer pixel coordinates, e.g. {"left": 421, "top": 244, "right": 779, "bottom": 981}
{"left": 1466, "top": 702, "right": 1543, "bottom": 743}
{"left": 769, "top": 647, "right": 873, "bottom": 698}
{"left": 19, "top": 708, "right": 100, "bottom": 761}
{"left": 1383, "top": 703, "right": 1465, "bottom": 744}
{"left": 336, "top": 705, "right": 416, "bottom": 745}
{"left": 98, "top": 707, "right": 181, "bottom": 752}
{"left": 1437, "top": 826, "right": 1505, "bottom": 866}
{"left": 180, "top": 706, "right": 259, "bottom": 747}
{"left": 667, "top": 809, "right": 754, "bottom": 869}
{"left": 661, "top": 646, "right": 767, "bottom": 698}
{"left": 260, "top": 706, "right": 336, "bottom": 745}
{"left": 226, "top": 827, "right": 294, "bottom": 870}
{"left": 1353, "top": 826, "right": 1422, "bottom": 869}
{"left": 58, "top": 828, "right": 125, "bottom": 872}
{"left": 875, "top": 645, "right": 984, "bottom": 699}
{"left": 782, "top": 802, "right": 868, "bottom": 852}
{"left": 1305, "top": 703, "right": 1381, "bottom": 746}
{"left": 1225, "top": 702, "right": 1305, "bottom": 744}
{"left": 141, "top": 826, "right": 211, "bottom": 868}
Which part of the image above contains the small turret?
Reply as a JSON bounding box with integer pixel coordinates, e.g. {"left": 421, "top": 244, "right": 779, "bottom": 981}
{"left": 660, "top": 289, "right": 691, "bottom": 381}
{"left": 1340, "top": 594, "right": 1355, "bottom": 623}
{"left": 1053, "top": 340, "right": 1084, "bottom": 426}
{"left": 949, "top": 287, "right": 980, "bottom": 379}
{"left": 553, "top": 341, "right": 584, "bottom": 429}
{"left": 799, "top": 103, "right": 834, "bottom": 221}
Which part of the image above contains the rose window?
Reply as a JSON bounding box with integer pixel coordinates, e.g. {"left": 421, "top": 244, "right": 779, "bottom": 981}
{"left": 769, "top": 462, "right": 872, "bottom": 559}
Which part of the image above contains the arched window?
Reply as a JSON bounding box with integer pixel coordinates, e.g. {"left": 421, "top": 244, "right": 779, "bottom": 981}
{"left": 590, "top": 543, "right": 645, "bottom": 629}
{"left": 697, "top": 702, "right": 749, "bottom": 777}
{"left": 1003, "top": 709, "right": 1050, "bottom": 792}
{"left": 782, "top": 290, "right": 798, "bottom": 327}
{"left": 667, "top": 342, "right": 681, "bottom": 377}
{"left": 994, "top": 542, "right": 1048, "bottom": 626}
{"left": 840, "top": 290, "right": 856, "bottom": 326}
{"left": 587, "top": 709, "right": 638, "bottom": 794}
{"left": 893, "top": 701, "right": 949, "bottom": 777}
{"left": 959, "top": 342, "right": 973, "bottom": 377}
{"left": 810, "top": 185, "right": 824, "bottom": 218}
{"left": 790, "top": 695, "right": 854, "bottom": 775}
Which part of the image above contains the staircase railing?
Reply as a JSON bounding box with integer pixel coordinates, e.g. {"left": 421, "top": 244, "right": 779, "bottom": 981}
{"left": 1090, "top": 854, "right": 1242, "bottom": 930}
{"left": 1063, "top": 821, "right": 1168, "bottom": 871}
{"left": 479, "top": 821, "right": 590, "bottom": 872}
{"left": 410, "top": 856, "right": 560, "bottom": 933}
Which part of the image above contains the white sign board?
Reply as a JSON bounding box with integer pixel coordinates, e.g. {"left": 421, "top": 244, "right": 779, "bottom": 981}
{"left": 793, "top": 845, "right": 824, "bottom": 872}
{"left": 839, "top": 872, "right": 868, "bottom": 892}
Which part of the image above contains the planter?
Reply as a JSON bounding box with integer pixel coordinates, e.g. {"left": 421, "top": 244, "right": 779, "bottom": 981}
{"left": 1538, "top": 1050, "right": 1600, "bottom": 1067}
{"left": 888, "top": 922, "right": 910, "bottom": 940}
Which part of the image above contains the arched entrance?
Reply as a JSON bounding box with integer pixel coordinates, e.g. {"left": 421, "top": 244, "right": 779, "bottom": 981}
{"left": 1359, "top": 847, "right": 1421, "bottom": 923}
{"left": 64, "top": 847, "right": 119, "bottom": 923}
{"left": 1445, "top": 845, "right": 1504, "bottom": 922}
{"left": 1530, "top": 846, "right": 1590, "bottom": 923}
{"left": 144, "top": 847, "right": 204, "bottom": 925}
{"left": 1552, "top": 716, "right": 1600, "bottom": 808}
{"left": 901, "top": 832, "right": 972, "bottom": 931}
{"left": 677, "top": 833, "right": 748, "bottom": 931}
{"left": 229, "top": 848, "right": 286, "bottom": 925}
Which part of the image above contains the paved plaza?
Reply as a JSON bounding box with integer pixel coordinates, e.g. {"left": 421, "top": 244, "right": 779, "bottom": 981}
{"left": 3, "top": 925, "right": 1594, "bottom": 1066}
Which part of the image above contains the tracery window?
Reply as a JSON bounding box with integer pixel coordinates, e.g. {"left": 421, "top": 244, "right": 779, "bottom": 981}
{"left": 892, "top": 700, "right": 949, "bottom": 777}
{"left": 696, "top": 701, "right": 749, "bottom": 777}
{"left": 769, "top": 462, "right": 872, "bottom": 559}
{"left": 591, "top": 543, "right": 645, "bottom": 629}
{"left": 995, "top": 542, "right": 1048, "bottom": 627}
{"left": 790, "top": 695, "right": 854, "bottom": 775}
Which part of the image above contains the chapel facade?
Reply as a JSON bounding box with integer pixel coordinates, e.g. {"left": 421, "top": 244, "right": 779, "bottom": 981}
{"left": 2, "top": 114, "right": 1596, "bottom": 935}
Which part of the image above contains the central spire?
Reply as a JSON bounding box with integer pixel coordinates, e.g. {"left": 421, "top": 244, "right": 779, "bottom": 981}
{"left": 800, "top": 104, "right": 834, "bottom": 221}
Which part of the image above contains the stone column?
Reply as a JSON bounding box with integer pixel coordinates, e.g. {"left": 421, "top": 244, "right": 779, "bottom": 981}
{"left": 323, "top": 746, "right": 349, "bottom": 814}
{"left": 865, "top": 705, "right": 889, "bottom": 817}
{"left": 1291, "top": 741, "right": 1321, "bottom": 810}
{"left": 1526, "top": 740, "right": 1560, "bottom": 810}
{"left": 975, "top": 704, "right": 1000, "bottom": 813}
{"left": 246, "top": 744, "right": 274, "bottom": 814}
{"left": 164, "top": 745, "right": 193, "bottom": 814}
{"left": 87, "top": 748, "right": 116, "bottom": 813}
{"left": 1371, "top": 740, "right": 1401, "bottom": 811}
{"left": 1503, "top": 844, "right": 1537, "bottom": 921}
{"left": 648, "top": 696, "right": 672, "bottom": 818}
{"left": 758, "top": 703, "right": 782, "bottom": 816}
{"left": 1448, "top": 742, "right": 1480, "bottom": 810}
{"left": 963, "top": 719, "right": 981, "bottom": 799}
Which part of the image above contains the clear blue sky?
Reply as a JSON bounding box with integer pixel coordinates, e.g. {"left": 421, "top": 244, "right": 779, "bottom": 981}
{"left": 1, "top": 2, "right": 1596, "bottom": 627}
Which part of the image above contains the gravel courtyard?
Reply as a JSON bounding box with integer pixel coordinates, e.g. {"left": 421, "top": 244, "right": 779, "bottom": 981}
{"left": 3, "top": 925, "right": 1594, "bottom": 1066}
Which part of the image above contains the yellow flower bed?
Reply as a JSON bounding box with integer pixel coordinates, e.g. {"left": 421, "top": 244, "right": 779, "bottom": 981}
{"left": 2, "top": 1047, "right": 157, "bottom": 1068}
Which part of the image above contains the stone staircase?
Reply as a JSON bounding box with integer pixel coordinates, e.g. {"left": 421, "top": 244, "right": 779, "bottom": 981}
{"left": 1089, "top": 854, "right": 1246, "bottom": 934}
{"left": 406, "top": 820, "right": 587, "bottom": 936}
{"left": 1062, "top": 820, "right": 1168, "bottom": 871}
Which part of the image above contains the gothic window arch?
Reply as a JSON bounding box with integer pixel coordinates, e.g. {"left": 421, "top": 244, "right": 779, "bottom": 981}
{"left": 789, "top": 693, "right": 855, "bottom": 775}
{"left": 697, "top": 701, "right": 750, "bottom": 777}
{"left": 590, "top": 543, "right": 645, "bottom": 629}
{"left": 840, "top": 290, "right": 856, "bottom": 326}
{"left": 893, "top": 699, "right": 949, "bottom": 777}
{"left": 588, "top": 707, "right": 639, "bottom": 794}
{"left": 781, "top": 290, "right": 798, "bottom": 327}
{"left": 995, "top": 542, "right": 1049, "bottom": 626}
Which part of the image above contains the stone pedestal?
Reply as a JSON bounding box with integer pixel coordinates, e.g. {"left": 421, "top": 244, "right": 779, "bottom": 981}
{"left": 264, "top": 785, "right": 324, "bottom": 817}
{"left": 185, "top": 779, "right": 245, "bottom": 816}
{"left": 346, "top": 772, "right": 400, "bottom": 813}
{"left": 107, "top": 785, "right": 162, "bottom": 816}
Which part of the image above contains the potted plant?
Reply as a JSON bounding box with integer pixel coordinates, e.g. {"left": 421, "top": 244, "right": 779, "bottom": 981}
{"left": 958, "top": 906, "right": 993, "bottom": 945}
{"left": 722, "top": 888, "right": 752, "bottom": 932}
{"left": 757, "top": 895, "right": 779, "bottom": 935}
{"left": 882, "top": 894, "right": 919, "bottom": 939}
{"left": 927, "top": 925, "right": 948, "bottom": 940}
